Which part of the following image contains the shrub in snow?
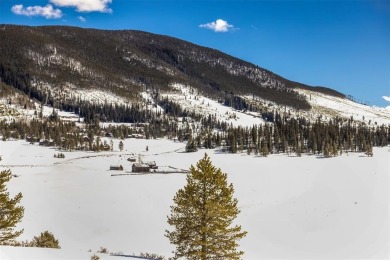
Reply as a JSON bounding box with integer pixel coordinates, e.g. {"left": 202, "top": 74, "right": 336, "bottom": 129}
{"left": 0, "top": 239, "right": 29, "bottom": 247}
{"left": 90, "top": 254, "right": 100, "bottom": 260}
{"left": 185, "top": 139, "right": 197, "bottom": 152}
{"left": 97, "top": 246, "right": 109, "bottom": 254}
{"left": 30, "top": 231, "right": 60, "bottom": 249}
{"left": 139, "top": 252, "right": 166, "bottom": 260}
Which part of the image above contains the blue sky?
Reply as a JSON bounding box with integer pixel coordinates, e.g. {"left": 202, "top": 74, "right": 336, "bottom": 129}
{"left": 1, "top": 0, "right": 389, "bottom": 107}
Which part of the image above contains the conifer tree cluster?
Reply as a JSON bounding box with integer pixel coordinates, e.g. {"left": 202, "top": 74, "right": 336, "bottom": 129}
{"left": 54, "top": 153, "right": 65, "bottom": 159}
{"left": 186, "top": 113, "right": 389, "bottom": 157}
{"left": 0, "top": 96, "right": 388, "bottom": 157}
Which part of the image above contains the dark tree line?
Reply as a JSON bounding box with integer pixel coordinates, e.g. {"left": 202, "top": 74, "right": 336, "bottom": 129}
{"left": 158, "top": 97, "right": 201, "bottom": 121}
{"left": 0, "top": 95, "right": 388, "bottom": 157}
{"left": 193, "top": 114, "right": 388, "bottom": 157}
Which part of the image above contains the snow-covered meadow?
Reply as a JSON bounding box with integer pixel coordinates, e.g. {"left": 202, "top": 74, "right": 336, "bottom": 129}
{"left": 0, "top": 138, "right": 389, "bottom": 259}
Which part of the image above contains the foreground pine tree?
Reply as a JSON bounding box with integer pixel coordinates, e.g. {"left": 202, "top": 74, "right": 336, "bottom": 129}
{"left": 166, "top": 154, "right": 247, "bottom": 259}
{"left": 0, "top": 169, "right": 24, "bottom": 243}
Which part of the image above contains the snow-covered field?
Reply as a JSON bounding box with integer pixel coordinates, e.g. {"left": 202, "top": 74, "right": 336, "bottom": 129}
{"left": 0, "top": 138, "right": 389, "bottom": 259}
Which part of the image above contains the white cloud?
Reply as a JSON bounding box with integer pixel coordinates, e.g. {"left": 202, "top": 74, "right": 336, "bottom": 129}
{"left": 50, "top": 0, "right": 112, "bottom": 13}
{"left": 382, "top": 96, "right": 390, "bottom": 102}
{"left": 11, "top": 4, "right": 63, "bottom": 19}
{"left": 78, "top": 16, "right": 86, "bottom": 22}
{"left": 199, "top": 19, "right": 234, "bottom": 32}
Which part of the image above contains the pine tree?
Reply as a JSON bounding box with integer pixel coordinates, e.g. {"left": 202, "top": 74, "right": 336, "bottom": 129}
{"left": 365, "top": 143, "right": 373, "bottom": 157}
{"left": 261, "top": 140, "right": 269, "bottom": 157}
{"left": 166, "top": 154, "right": 247, "bottom": 259}
{"left": 247, "top": 144, "right": 252, "bottom": 155}
{"left": 0, "top": 169, "right": 24, "bottom": 243}
{"left": 185, "top": 138, "right": 198, "bottom": 153}
{"left": 323, "top": 142, "right": 331, "bottom": 158}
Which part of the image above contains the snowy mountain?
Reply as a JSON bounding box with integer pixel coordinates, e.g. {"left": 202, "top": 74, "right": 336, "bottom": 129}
{"left": 1, "top": 25, "right": 388, "bottom": 125}
{"left": 0, "top": 26, "right": 333, "bottom": 107}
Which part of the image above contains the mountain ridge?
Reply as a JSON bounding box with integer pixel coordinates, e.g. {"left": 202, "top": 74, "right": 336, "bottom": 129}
{"left": 0, "top": 24, "right": 345, "bottom": 111}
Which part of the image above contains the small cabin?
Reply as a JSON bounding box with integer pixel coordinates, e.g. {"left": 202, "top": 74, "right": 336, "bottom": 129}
{"left": 132, "top": 163, "right": 150, "bottom": 173}
{"left": 26, "top": 136, "right": 39, "bottom": 143}
{"left": 145, "top": 161, "right": 158, "bottom": 169}
{"left": 110, "top": 165, "right": 123, "bottom": 171}
{"left": 39, "top": 139, "right": 55, "bottom": 146}
{"left": 127, "top": 156, "right": 136, "bottom": 162}
{"left": 128, "top": 133, "right": 145, "bottom": 139}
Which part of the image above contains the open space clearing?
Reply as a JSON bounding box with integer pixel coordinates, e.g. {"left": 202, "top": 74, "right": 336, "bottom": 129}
{"left": 0, "top": 139, "right": 389, "bottom": 259}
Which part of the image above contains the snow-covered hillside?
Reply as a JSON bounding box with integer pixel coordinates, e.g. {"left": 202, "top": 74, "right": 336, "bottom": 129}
{"left": 158, "top": 83, "right": 390, "bottom": 127}
{"left": 0, "top": 98, "right": 80, "bottom": 123}
{"left": 31, "top": 81, "right": 132, "bottom": 106}
{"left": 163, "top": 83, "right": 265, "bottom": 127}
{"left": 297, "top": 88, "right": 390, "bottom": 125}
{"left": 0, "top": 139, "right": 388, "bottom": 259}
{"left": 2, "top": 81, "right": 389, "bottom": 128}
